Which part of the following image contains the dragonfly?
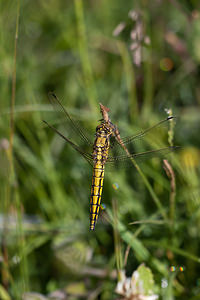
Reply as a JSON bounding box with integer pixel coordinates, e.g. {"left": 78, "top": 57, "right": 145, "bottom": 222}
{"left": 43, "top": 93, "right": 178, "bottom": 231}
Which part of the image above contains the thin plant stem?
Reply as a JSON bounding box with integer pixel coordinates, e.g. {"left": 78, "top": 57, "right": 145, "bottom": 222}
{"left": 132, "top": 160, "right": 168, "bottom": 221}
{"left": 112, "top": 198, "right": 123, "bottom": 271}
{"left": 74, "top": 0, "right": 97, "bottom": 113}
{"left": 2, "top": 0, "right": 21, "bottom": 292}
{"left": 9, "top": 0, "right": 20, "bottom": 159}
{"left": 7, "top": 0, "right": 29, "bottom": 296}
{"left": 117, "top": 142, "right": 168, "bottom": 221}
{"left": 163, "top": 159, "right": 176, "bottom": 229}
{"left": 117, "top": 41, "right": 138, "bottom": 121}
{"left": 123, "top": 245, "right": 130, "bottom": 268}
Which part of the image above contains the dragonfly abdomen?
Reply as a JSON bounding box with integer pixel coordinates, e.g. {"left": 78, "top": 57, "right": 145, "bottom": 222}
{"left": 90, "top": 162, "right": 105, "bottom": 231}
{"left": 89, "top": 125, "right": 111, "bottom": 231}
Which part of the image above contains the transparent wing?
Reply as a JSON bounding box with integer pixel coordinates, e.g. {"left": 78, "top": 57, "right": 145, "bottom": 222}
{"left": 48, "top": 92, "right": 93, "bottom": 146}
{"left": 43, "top": 120, "right": 94, "bottom": 166}
{"left": 110, "top": 116, "right": 175, "bottom": 148}
{"left": 106, "top": 146, "right": 179, "bottom": 168}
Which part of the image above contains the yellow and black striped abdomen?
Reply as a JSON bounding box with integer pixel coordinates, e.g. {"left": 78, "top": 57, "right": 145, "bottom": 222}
{"left": 90, "top": 162, "right": 105, "bottom": 231}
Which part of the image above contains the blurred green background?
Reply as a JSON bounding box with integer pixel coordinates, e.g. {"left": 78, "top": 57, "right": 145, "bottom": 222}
{"left": 1, "top": 0, "right": 200, "bottom": 299}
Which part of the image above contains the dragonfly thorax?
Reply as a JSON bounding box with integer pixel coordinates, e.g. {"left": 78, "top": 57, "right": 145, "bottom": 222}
{"left": 96, "top": 123, "right": 111, "bottom": 135}
{"left": 95, "top": 120, "right": 117, "bottom": 136}
{"left": 92, "top": 123, "right": 113, "bottom": 164}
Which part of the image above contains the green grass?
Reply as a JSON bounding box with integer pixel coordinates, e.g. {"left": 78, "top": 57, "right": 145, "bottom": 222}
{"left": 1, "top": 0, "right": 200, "bottom": 299}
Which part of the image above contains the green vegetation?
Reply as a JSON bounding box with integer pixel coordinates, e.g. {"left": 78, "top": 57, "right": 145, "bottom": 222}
{"left": 1, "top": 0, "right": 200, "bottom": 299}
